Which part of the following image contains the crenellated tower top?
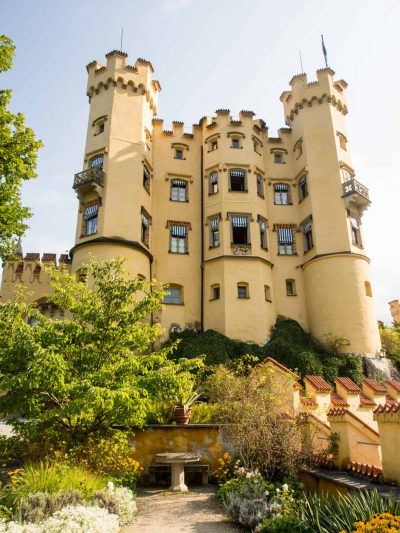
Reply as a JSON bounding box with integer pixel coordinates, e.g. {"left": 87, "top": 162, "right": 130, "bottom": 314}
{"left": 86, "top": 50, "right": 161, "bottom": 114}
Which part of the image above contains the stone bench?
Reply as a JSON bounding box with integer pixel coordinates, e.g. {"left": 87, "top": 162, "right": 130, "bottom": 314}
{"left": 148, "top": 463, "right": 209, "bottom": 486}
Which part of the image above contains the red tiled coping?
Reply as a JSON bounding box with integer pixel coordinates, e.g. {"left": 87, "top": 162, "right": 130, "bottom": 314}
{"left": 386, "top": 395, "right": 397, "bottom": 406}
{"left": 363, "top": 378, "right": 387, "bottom": 394}
{"left": 347, "top": 461, "right": 383, "bottom": 481}
{"left": 336, "top": 377, "right": 361, "bottom": 393}
{"left": 24, "top": 253, "right": 40, "bottom": 261}
{"left": 59, "top": 254, "right": 69, "bottom": 263}
{"left": 330, "top": 392, "right": 349, "bottom": 407}
{"left": 305, "top": 375, "right": 332, "bottom": 393}
{"left": 387, "top": 379, "right": 400, "bottom": 393}
{"left": 300, "top": 395, "right": 317, "bottom": 407}
{"left": 374, "top": 402, "right": 400, "bottom": 414}
{"left": 265, "top": 357, "right": 299, "bottom": 379}
{"left": 359, "top": 392, "right": 376, "bottom": 406}
{"left": 41, "top": 253, "right": 56, "bottom": 262}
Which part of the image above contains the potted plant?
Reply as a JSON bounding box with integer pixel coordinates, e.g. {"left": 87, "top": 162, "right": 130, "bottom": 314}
{"left": 173, "top": 392, "right": 202, "bottom": 424}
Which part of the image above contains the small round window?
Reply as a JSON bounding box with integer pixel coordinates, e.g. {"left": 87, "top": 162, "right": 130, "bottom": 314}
{"left": 90, "top": 155, "right": 103, "bottom": 169}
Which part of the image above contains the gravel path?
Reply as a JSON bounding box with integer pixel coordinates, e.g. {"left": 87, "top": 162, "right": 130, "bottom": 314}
{"left": 124, "top": 487, "right": 242, "bottom": 533}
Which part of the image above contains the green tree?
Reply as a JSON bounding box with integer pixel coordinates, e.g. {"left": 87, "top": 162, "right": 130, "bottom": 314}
{"left": 0, "top": 258, "right": 202, "bottom": 447}
{"left": 0, "top": 35, "right": 42, "bottom": 260}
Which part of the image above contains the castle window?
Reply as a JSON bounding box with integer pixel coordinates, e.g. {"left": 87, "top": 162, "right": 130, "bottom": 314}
{"left": 303, "top": 220, "right": 313, "bottom": 252}
{"left": 143, "top": 165, "right": 151, "bottom": 193}
{"left": 298, "top": 175, "right": 308, "bottom": 200}
{"left": 256, "top": 174, "right": 264, "bottom": 197}
{"left": 207, "top": 137, "right": 219, "bottom": 152}
{"left": 209, "top": 216, "right": 220, "bottom": 248}
{"left": 231, "top": 215, "right": 249, "bottom": 245}
{"left": 211, "top": 284, "right": 220, "bottom": 300}
{"left": 258, "top": 216, "right": 267, "bottom": 250}
{"left": 337, "top": 132, "right": 347, "bottom": 151}
{"left": 365, "top": 281, "right": 372, "bottom": 297}
{"left": 32, "top": 264, "right": 41, "bottom": 281}
{"left": 175, "top": 148, "right": 183, "bottom": 160}
{"left": 264, "top": 285, "right": 272, "bottom": 302}
{"left": 274, "top": 183, "right": 291, "bottom": 205}
{"left": 277, "top": 227, "right": 295, "bottom": 255}
{"left": 169, "top": 224, "right": 188, "bottom": 254}
{"left": 209, "top": 171, "right": 218, "bottom": 195}
{"left": 141, "top": 209, "right": 151, "bottom": 247}
{"left": 164, "top": 285, "right": 183, "bottom": 305}
{"left": 15, "top": 261, "right": 24, "bottom": 281}
{"left": 90, "top": 155, "right": 103, "bottom": 169}
{"left": 274, "top": 152, "right": 284, "bottom": 164}
{"left": 231, "top": 137, "right": 241, "bottom": 149}
{"left": 349, "top": 215, "right": 362, "bottom": 247}
{"left": 341, "top": 167, "right": 353, "bottom": 183}
{"left": 253, "top": 138, "right": 262, "bottom": 155}
{"left": 170, "top": 179, "right": 187, "bottom": 202}
{"left": 286, "top": 279, "right": 296, "bottom": 296}
{"left": 229, "top": 169, "right": 246, "bottom": 192}
{"left": 237, "top": 283, "right": 249, "bottom": 299}
{"left": 84, "top": 204, "right": 98, "bottom": 236}
{"left": 294, "top": 138, "right": 303, "bottom": 159}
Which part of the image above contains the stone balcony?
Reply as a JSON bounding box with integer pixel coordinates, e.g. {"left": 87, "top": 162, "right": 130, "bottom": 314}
{"left": 73, "top": 168, "right": 104, "bottom": 200}
{"left": 342, "top": 178, "right": 370, "bottom": 213}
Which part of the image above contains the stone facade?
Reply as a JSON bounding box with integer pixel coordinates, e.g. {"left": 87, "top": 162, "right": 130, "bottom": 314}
{"left": 0, "top": 50, "right": 381, "bottom": 352}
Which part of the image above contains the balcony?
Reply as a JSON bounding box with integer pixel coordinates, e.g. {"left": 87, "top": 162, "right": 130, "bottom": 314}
{"left": 73, "top": 168, "right": 104, "bottom": 200}
{"left": 342, "top": 178, "right": 370, "bottom": 213}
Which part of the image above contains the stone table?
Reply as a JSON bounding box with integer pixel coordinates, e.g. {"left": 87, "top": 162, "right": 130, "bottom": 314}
{"left": 155, "top": 452, "right": 200, "bottom": 492}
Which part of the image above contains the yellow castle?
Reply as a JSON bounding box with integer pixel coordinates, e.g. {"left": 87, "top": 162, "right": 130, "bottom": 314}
{"left": 0, "top": 50, "right": 381, "bottom": 353}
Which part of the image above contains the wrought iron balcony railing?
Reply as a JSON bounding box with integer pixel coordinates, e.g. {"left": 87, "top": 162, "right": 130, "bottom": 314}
{"left": 73, "top": 167, "right": 105, "bottom": 190}
{"left": 342, "top": 178, "right": 370, "bottom": 212}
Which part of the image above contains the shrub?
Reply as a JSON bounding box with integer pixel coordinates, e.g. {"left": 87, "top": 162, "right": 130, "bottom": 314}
{"left": 346, "top": 513, "right": 400, "bottom": 532}
{"left": 189, "top": 403, "right": 218, "bottom": 424}
{"left": 15, "top": 490, "right": 83, "bottom": 523}
{"left": 68, "top": 432, "right": 140, "bottom": 487}
{"left": 38, "top": 504, "right": 119, "bottom": 533}
{"left": 1, "top": 463, "right": 106, "bottom": 508}
{"left": 261, "top": 514, "right": 307, "bottom": 532}
{"left": 298, "top": 490, "right": 400, "bottom": 533}
{"left": 94, "top": 482, "right": 137, "bottom": 526}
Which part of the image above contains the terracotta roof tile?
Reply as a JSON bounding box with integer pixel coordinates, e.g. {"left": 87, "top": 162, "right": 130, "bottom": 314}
{"left": 41, "top": 253, "right": 56, "bottom": 263}
{"left": 304, "top": 375, "right": 332, "bottom": 393}
{"left": 387, "top": 380, "right": 400, "bottom": 393}
{"left": 359, "top": 392, "right": 376, "bottom": 406}
{"left": 59, "top": 254, "right": 69, "bottom": 263}
{"left": 386, "top": 395, "right": 397, "bottom": 406}
{"left": 300, "top": 395, "right": 317, "bottom": 408}
{"left": 363, "top": 378, "right": 387, "bottom": 394}
{"left": 328, "top": 407, "right": 347, "bottom": 416}
{"left": 374, "top": 402, "right": 400, "bottom": 414}
{"left": 336, "top": 377, "right": 361, "bottom": 393}
{"left": 24, "top": 253, "right": 40, "bottom": 261}
{"left": 330, "top": 392, "right": 349, "bottom": 407}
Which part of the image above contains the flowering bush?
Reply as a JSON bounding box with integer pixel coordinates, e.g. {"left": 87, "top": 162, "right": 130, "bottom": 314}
{"left": 0, "top": 505, "right": 119, "bottom": 532}
{"left": 213, "top": 453, "right": 236, "bottom": 483}
{"left": 94, "top": 482, "right": 137, "bottom": 526}
{"left": 346, "top": 513, "right": 400, "bottom": 532}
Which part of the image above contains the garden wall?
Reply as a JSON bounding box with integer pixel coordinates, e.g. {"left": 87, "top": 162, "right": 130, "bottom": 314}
{"left": 130, "top": 424, "right": 225, "bottom": 475}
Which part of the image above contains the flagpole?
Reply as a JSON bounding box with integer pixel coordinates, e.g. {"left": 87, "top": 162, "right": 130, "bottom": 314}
{"left": 299, "top": 50, "right": 304, "bottom": 73}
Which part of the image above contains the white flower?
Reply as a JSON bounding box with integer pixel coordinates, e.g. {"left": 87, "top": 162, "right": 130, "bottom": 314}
{"left": 107, "top": 481, "right": 115, "bottom": 492}
{"left": 110, "top": 486, "right": 137, "bottom": 525}
{"left": 276, "top": 488, "right": 280, "bottom": 493}
{"left": 264, "top": 490, "right": 269, "bottom": 496}
{"left": 282, "top": 483, "right": 289, "bottom": 491}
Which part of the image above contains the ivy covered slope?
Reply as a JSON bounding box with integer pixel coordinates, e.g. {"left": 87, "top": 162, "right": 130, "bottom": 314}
{"left": 170, "top": 319, "right": 363, "bottom": 384}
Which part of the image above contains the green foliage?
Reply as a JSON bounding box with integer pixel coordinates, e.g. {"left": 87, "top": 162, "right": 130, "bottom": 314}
{"left": 1, "top": 463, "right": 106, "bottom": 509}
{"left": 0, "top": 35, "right": 43, "bottom": 260}
{"left": 261, "top": 514, "right": 308, "bottom": 532}
{"left": 380, "top": 323, "right": 400, "bottom": 371}
{"left": 266, "top": 319, "right": 362, "bottom": 384}
{"left": 15, "top": 490, "right": 83, "bottom": 523}
{"left": 0, "top": 258, "right": 203, "bottom": 448}
{"left": 169, "top": 328, "right": 263, "bottom": 368}
{"left": 217, "top": 476, "right": 275, "bottom": 502}
{"left": 188, "top": 402, "right": 218, "bottom": 423}
{"left": 297, "top": 490, "right": 400, "bottom": 533}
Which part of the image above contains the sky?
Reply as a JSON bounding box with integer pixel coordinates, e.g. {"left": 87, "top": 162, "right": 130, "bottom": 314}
{"left": 1, "top": 0, "right": 399, "bottom": 323}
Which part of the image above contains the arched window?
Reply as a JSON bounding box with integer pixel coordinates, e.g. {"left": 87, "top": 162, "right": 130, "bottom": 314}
{"left": 90, "top": 155, "right": 103, "bottom": 169}
{"left": 229, "top": 169, "right": 246, "bottom": 192}
{"left": 365, "top": 281, "right": 372, "bottom": 297}
{"left": 164, "top": 284, "right": 183, "bottom": 305}
{"left": 274, "top": 183, "right": 291, "bottom": 205}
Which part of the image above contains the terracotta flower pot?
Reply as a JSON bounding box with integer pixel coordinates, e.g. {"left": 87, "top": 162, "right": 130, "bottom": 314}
{"left": 173, "top": 405, "right": 191, "bottom": 424}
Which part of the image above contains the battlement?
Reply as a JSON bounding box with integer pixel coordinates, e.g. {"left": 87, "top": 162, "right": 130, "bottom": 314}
{"left": 86, "top": 51, "right": 160, "bottom": 113}
{"left": 280, "top": 68, "right": 348, "bottom": 125}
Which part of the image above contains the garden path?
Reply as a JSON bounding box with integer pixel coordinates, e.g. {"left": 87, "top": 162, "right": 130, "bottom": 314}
{"left": 124, "top": 487, "right": 242, "bottom": 533}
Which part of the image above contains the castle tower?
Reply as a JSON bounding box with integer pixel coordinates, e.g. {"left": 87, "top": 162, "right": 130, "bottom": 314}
{"left": 70, "top": 51, "right": 160, "bottom": 280}
{"left": 280, "top": 69, "right": 381, "bottom": 354}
